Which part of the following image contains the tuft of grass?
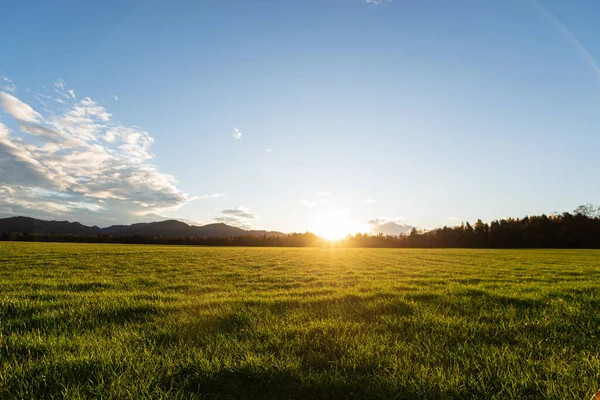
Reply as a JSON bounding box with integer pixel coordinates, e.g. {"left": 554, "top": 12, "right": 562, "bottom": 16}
{"left": 0, "top": 242, "right": 599, "bottom": 399}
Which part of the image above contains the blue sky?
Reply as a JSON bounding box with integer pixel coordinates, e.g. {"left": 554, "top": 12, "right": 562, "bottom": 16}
{"left": 1, "top": 0, "right": 599, "bottom": 235}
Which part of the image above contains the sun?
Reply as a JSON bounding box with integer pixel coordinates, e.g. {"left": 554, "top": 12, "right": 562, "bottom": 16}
{"left": 312, "top": 211, "right": 368, "bottom": 240}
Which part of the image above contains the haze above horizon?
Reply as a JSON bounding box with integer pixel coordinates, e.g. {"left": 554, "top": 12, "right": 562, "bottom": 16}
{"left": 1, "top": 0, "right": 599, "bottom": 238}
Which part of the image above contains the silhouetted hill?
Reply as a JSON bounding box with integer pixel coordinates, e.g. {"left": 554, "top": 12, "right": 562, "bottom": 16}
{"left": 0, "top": 216, "right": 101, "bottom": 235}
{"left": 101, "top": 220, "right": 196, "bottom": 236}
{"left": 194, "top": 223, "right": 252, "bottom": 237}
{"left": 0, "top": 216, "right": 285, "bottom": 238}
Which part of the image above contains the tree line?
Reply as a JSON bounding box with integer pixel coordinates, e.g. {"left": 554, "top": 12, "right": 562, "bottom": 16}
{"left": 342, "top": 204, "right": 600, "bottom": 249}
{"left": 0, "top": 231, "right": 321, "bottom": 247}
{"left": 1, "top": 205, "right": 599, "bottom": 248}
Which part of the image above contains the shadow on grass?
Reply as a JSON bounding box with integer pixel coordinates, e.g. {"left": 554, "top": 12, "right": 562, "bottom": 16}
{"left": 0, "top": 339, "right": 50, "bottom": 363}
{"left": 2, "top": 360, "right": 472, "bottom": 400}
{"left": 3, "top": 303, "right": 161, "bottom": 335}
{"left": 0, "top": 282, "right": 115, "bottom": 293}
{"left": 456, "top": 289, "right": 543, "bottom": 311}
{"left": 56, "top": 282, "right": 113, "bottom": 292}
{"left": 0, "top": 358, "right": 120, "bottom": 399}
{"left": 158, "top": 294, "right": 416, "bottom": 346}
{"left": 162, "top": 365, "right": 468, "bottom": 400}
{"left": 406, "top": 288, "right": 543, "bottom": 314}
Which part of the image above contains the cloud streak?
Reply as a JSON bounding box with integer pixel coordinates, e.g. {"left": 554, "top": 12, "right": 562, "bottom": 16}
{"left": 221, "top": 207, "right": 257, "bottom": 219}
{"left": 532, "top": 0, "right": 600, "bottom": 80}
{"left": 365, "top": 0, "right": 390, "bottom": 5}
{"left": 0, "top": 92, "right": 42, "bottom": 124}
{"left": 197, "top": 193, "right": 225, "bottom": 199}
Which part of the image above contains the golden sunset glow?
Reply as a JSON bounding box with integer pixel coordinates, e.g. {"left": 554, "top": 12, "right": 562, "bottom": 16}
{"left": 312, "top": 211, "right": 369, "bottom": 240}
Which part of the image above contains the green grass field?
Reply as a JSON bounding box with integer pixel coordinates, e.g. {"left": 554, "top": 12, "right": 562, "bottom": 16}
{"left": 0, "top": 243, "right": 599, "bottom": 399}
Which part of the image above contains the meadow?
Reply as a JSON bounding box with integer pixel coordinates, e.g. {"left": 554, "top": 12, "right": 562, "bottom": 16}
{"left": 0, "top": 243, "right": 599, "bottom": 399}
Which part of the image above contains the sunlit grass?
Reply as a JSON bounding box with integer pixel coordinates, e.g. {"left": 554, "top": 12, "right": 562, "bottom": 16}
{"left": 0, "top": 243, "right": 599, "bottom": 399}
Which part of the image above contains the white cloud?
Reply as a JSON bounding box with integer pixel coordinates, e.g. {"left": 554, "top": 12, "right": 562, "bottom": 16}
{"left": 266, "top": 148, "right": 271, "bottom": 153}
{"left": 363, "top": 198, "right": 376, "bottom": 203}
{"left": 198, "top": 193, "right": 225, "bottom": 199}
{"left": 315, "top": 191, "right": 330, "bottom": 196}
{"left": 0, "top": 92, "right": 42, "bottom": 123}
{"left": 0, "top": 185, "right": 16, "bottom": 194}
{"left": 233, "top": 127, "right": 242, "bottom": 140}
{"left": 365, "top": 0, "right": 390, "bottom": 4}
{"left": 113, "top": 95, "right": 119, "bottom": 101}
{"left": 0, "top": 81, "right": 190, "bottom": 225}
{"left": 366, "top": 217, "right": 412, "bottom": 236}
{"left": 0, "top": 123, "right": 52, "bottom": 187}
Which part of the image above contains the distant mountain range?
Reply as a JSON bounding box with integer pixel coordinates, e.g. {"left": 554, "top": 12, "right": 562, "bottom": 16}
{"left": 0, "top": 216, "right": 286, "bottom": 238}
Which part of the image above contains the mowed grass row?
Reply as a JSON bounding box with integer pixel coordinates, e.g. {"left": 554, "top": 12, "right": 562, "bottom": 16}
{"left": 0, "top": 243, "right": 599, "bottom": 399}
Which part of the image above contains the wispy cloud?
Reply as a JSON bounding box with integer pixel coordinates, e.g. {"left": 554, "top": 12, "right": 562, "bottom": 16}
{"left": 53, "top": 79, "right": 76, "bottom": 100}
{"left": 113, "top": 95, "right": 119, "bottom": 101}
{"left": 214, "top": 206, "right": 258, "bottom": 228}
{"left": 1, "top": 76, "right": 16, "bottom": 93}
{"left": 221, "top": 207, "right": 257, "bottom": 219}
{"left": 363, "top": 198, "right": 376, "bottom": 203}
{"left": 0, "top": 78, "right": 190, "bottom": 225}
{"left": 315, "top": 191, "right": 330, "bottom": 196}
{"left": 266, "top": 148, "right": 271, "bottom": 153}
{"left": 233, "top": 127, "right": 242, "bottom": 140}
{"left": 366, "top": 217, "right": 412, "bottom": 236}
{"left": 53, "top": 79, "right": 66, "bottom": 90}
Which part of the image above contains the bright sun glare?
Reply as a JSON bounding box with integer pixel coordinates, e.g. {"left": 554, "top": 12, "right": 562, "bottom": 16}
{"left": 312, "top": 211, "right": 369, "bottom": 240}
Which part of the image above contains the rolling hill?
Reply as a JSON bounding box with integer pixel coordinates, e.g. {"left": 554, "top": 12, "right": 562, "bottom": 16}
{"left": 0, "top": 216, "right": 285, "bottom": 238}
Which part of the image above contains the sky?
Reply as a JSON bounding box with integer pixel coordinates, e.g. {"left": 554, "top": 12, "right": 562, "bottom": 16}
{"left": 1, "top": 0, "right": 599, "bottom": 237}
